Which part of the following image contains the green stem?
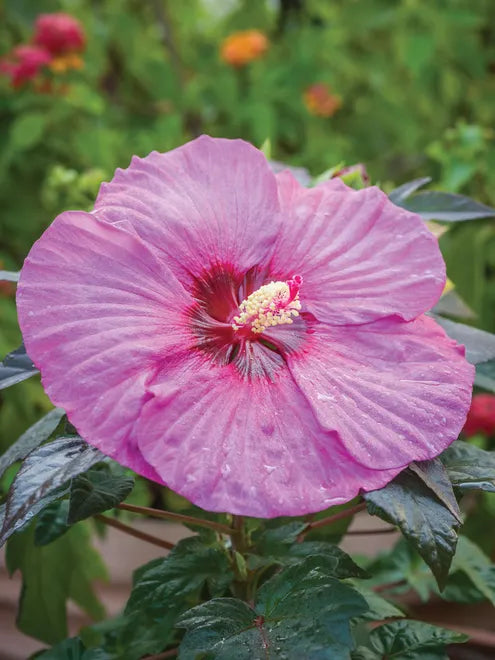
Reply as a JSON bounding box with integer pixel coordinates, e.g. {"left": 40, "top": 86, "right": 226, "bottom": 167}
{"left": 117, "top": 502, "right": 233, "bottom": 535}
{"left": 231, "top": 515, "right": 246, "bottom": 550}
{"left": 230, "top": 515, "right": 251, "bottom": 601}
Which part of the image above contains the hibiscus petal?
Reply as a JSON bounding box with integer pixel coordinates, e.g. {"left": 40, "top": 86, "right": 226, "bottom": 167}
{"left": 17, "top": 210, "right": 193, "bottom": 481}
{"left": 95, "top": 135, "right": 281, "bottom": 287}
{"left": 287, "top": 315, "right": 474, "bottom": 471}
{"left": 137, "top": 353, "right": 402, "bottom": 517}
{"left": 271, "top": 172, "right": 445, "bottom": 324}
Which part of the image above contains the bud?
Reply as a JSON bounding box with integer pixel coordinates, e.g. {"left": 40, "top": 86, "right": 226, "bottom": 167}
{"left": 333, "top": 164, "right": 370, "bottom": 189}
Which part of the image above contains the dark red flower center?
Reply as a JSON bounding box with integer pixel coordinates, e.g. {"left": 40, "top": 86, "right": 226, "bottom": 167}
{"left": 187, "top": 264, "right": 312, "bottom": 379}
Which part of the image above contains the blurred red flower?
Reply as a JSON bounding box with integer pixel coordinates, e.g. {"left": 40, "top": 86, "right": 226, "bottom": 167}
{"left": 34, "top": 12, "right": 85, "bottom": 56}
{"left": 220, "top": 30, "right": 268, "bottom": 67}
{"left": 304, "top": 83, "right": 342, "bottom": 118}
{"left": 463, "top": 393, "right": 495, "bottom": 437}
{"left": 0, "top": 45, "right": 52, "bottom": 88}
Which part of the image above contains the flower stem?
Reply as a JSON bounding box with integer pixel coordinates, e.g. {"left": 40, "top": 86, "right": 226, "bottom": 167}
{"left": 231, "top": 515, "right": 246, "bottom": 549}
{"left": 373, "top": 579, "right": 407, "bottom": 593}
{"left": 297, "top": 501, "right": 367, "bottom": 541}
{"left": 344, "top": 527, "right": 396, "bottom": 536}
{"left": 146, "top": 648, "right": 178, "bottom": 659}
{"left": 230, "top": 515, "right": 251, "bottom": 601}
{"left": 117, "top": 502, "right": 233, "bottom": 535}
{"left": 95, "top": 514, "right": 175, "bottom": 550}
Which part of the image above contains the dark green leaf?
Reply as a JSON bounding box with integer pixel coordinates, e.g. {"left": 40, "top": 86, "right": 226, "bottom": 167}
{"left": 408, "top": 461, "right": 461, "bottom": 521}
{"left": 364, "top": 539, "right": 435, "bottom": 602}
{"left": 0, "top": 486, "right": 69, "bottom": 545}
{"left": 110, "top": 536, "right": 234, "bottom": 657}
{"left": 365, "top": 537, "right": 493, "bottom": 606}
{"left": 431, "top": 290, "right": 475, "bottom": 320}
{"left": 442, "top": 569, "right": 489, "bottom": 604}
{"left": 0, "top": 436, "right": 103, "bottom": 546}
{"left": 0, "top": 407, "right": 65, "bottom": 480}
{"left": 441, "top": 441, "right": 495, "bottom": 492}
{"left": 352, "top": 620, "right": 467, "bottom": 659}
{"left": 365, "top": 461, "right": 460, "bottom": 589}
{"left": 249, "top": 523, "right": 368, "bottom": 577}
{"left": 68, "top": 468, "right": 134, "bottom": 523}
{"left": 396, "top": 190, "right": 495, "bottom": 221}
{"left": 347, "top": 582, "right": 404, "bottom": 621}
{"left": 177, "top": 556, "right": 369, "bottom": 659}
{"left": 252, "top": 521, "right": 307, "bottom": 554}
{"left": 6, "top": 522, "right": 107, "bottom": 644}
{"left": 0, "top": 344, "right": 39, "bottom": 390}
{"left": 126, "top": 536, "right": 233, "bottom": 614}
{"left": 37, "top": 637, "right": 86, "bottom": 659}
{"left": 450, "top": 536, "right": 495, "bottom": 606}
{"left": 388, "top": 177, "right": 431, "bottom": 204}
{"left": 460, "top": 491, "right": 495, "bottom": 556}
{"left": 82, "top": 611, "right": 178, "bottom": 660}
{"left": 178, "top": 599, "right": 255, "bottom": 659}
{"left": 248, "top": 521, "right": 307, "bottom": 567}
{"left": 432, "top": 315, "right": 495, "bottom": 364}
{"left": 0, "top": 270, "right": 19, "bottom": 282}
{"left": 475, "top": 359, "right": 495, "bottom": 393}
{"left": 35, "top": 499, "right": 71, "bottom": 546}
{"left": 285, "top": 542, "right": 368, "bottom": 578}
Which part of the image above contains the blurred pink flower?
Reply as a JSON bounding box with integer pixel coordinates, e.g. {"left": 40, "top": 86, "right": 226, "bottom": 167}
{"left": 0, "top": 44, "right": 52, "bottom": 88}
{"left": 34, "top": 12, "right": 85, "bottom": 56}
{"left": 17, "top": 136, "right": 474, "bottom": 517}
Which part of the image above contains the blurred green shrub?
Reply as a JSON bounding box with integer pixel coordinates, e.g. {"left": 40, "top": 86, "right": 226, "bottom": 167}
{"left": 2, "top": 0, "right": 495, "bottom": 263}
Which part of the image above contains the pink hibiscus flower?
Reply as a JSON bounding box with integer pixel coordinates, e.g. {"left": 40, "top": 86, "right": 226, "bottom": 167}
{"left": 16, "top": 137, "right": 474, "bottom": 517}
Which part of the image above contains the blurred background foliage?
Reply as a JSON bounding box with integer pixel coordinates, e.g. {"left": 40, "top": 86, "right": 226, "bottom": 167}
{"left": 1, "top": 0, "right": 495, "bottom": 444}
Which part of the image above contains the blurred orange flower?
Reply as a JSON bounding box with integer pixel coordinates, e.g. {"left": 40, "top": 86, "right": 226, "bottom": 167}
{"left": 49, "top": 52, "right": 84, "bottom": 73}
{"left": 220, "top": 30, "right": 268, "bottom": 67}
{"left": 304, "top": 83, "right": 342, "bottom": 118}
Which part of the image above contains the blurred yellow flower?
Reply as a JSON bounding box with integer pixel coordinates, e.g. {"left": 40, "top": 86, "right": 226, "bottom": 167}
{"left": 304, "top": 83, "right": 342, "bottom": 118}
{"left": 220, "top": 30, "right": 268, "bottom": 67}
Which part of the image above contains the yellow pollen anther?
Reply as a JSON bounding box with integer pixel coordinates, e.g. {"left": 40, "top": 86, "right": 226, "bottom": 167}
{"left": 232, "top": 275, "right": 302, "bottom": 334}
